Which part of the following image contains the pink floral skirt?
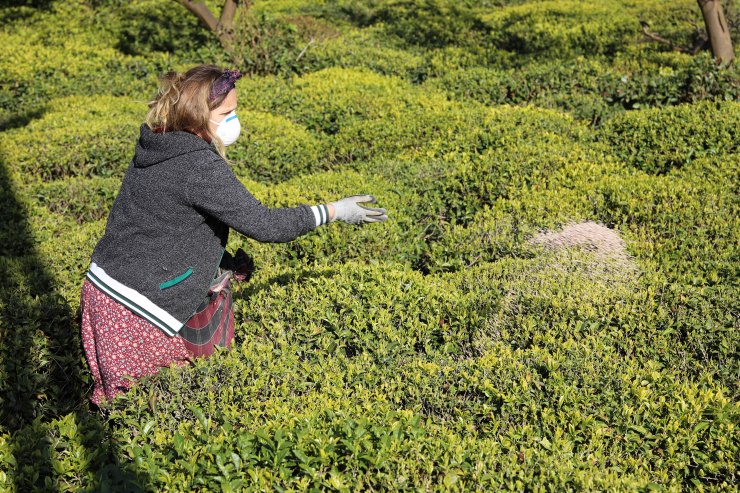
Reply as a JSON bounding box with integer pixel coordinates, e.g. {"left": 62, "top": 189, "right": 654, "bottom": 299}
{"left": 80, "top": 279, "right": 192, "bottom": 406}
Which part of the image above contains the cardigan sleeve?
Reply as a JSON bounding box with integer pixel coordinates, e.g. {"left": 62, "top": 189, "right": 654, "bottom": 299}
{"left": 185, "top": 156, "right": 316, "bottom": 243}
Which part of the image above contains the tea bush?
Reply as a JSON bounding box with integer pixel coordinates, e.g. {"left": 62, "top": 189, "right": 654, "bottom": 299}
{"left": 106, "top": 0, "right": 213, "bottom": 56}
{"left": 0, "top": 95, "right": 144, "bottom": 180}
{"left": 229, "top": 110, "right": 327, "bottom": 182}
{"left": 369, "top": 0, "right": 491, "bottom": 49}
{"left": 355, "top": 107, "right": 589, "bottom": 212}
{"left": 482, "top": 1, "right": 636, "bottom": 58}
{"left": 316, "top": 0, "right": 488, "bottom": 47}
{"left": 598, "top": 100, "right": 740, "bottom": 173}
{"left": 227, "top": 169, "right": 429, "bottom": 270}
{"left": 227, "top": 8, "right": 315, "bottom": 77}
{"left": 240, "top": 67, "right": 588, "bottom": 165}
{"left": 303, "top": 27, "right": 428, "bottom": 80}
{"left": 0, "top": 0, "right": 116, "bottom": 48}
{"left": 425, "top": 52, "right": 740, "bottom": 124}
{"left": 99, "top": 255, "right": 738, "bottom": 491}
{"left": 325, "top": 98, "right": 482, "bottom": 163}
{"left": 257, "top": 67, "right": 416, "bottom": 133}
{"left": 0, "top": 34, "right": 172, "bottom": 129}
{"left": 238, "top": 67, "right": 460, "bottom": 161}
{"left": 0, "top": 216, "right": 105, "bottom": 432}
{"left": 26, "top": 176, "right": 122, "bottom": 224}
{"left": 588, "top": 155, "right": 739, "bottom": 286}
{"left": 606, "top": 52, "right": 740, "bottom": 109}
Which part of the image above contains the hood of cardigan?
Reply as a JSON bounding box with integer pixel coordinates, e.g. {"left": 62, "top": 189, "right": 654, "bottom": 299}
{"left": 133, "top": 123, "right": 217, "bottom": 168}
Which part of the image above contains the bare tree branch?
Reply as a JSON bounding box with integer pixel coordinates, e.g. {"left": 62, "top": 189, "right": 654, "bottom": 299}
{"left": 219, "top": 0, "right": 238, "bottom": 33}
{"left": 176, "top": 0, "right": 219, "bottom": 33}
{"left": 296, "top": 37, "right": 316, "bottom": 61}
{"left": 640, "top": 22, "right": 678, "bottom": 49}
{"left": 174, "top": 0, "right": 254, "bottom": 49}
{"left": 639, "top": 21, "right": 709, "bottom": 54}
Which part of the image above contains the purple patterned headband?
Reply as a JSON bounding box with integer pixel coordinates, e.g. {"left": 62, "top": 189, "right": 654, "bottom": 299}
{"left": 209, "top": 69, "right": 242, "bottom": 101}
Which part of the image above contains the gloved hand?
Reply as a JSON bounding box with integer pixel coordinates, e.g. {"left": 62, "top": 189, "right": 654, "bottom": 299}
{"left": 330, "top": 195, "right": 388, "bottom": 224}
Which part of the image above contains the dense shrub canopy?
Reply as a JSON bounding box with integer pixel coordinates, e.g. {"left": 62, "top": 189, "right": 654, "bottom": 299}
{"left": 0, "top": 0, "right": 737, "bottom": 491}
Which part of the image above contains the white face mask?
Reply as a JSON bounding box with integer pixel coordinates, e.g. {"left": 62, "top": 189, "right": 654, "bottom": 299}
{"left": 210, "top": 111, "right": 241, "bottom": 146}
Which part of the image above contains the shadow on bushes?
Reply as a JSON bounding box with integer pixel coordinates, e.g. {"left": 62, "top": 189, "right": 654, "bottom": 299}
{"left": 2, "top": 0, "right": 53, "bottom": 8}
{"left": 239, "top": 268, "right": 340, "bottom": 299}
{"left": 112, "top": 0, "right": 212, "bottom": 56}
{"left": 0, "top": 152, "right": 145, "bottom": 490}
{"left": 0, "top": 107, "right": 45, "bottom": 133}
{"left": 227, "top": 10, "right": 319, "bottom": 77}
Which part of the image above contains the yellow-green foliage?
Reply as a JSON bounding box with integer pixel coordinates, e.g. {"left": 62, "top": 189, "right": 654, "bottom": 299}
{"left": 229, "top": 110, "right": 327, "bottom": 182}
{"left": 229, "top": 169, "right": 427, "bottom": 270}
{"left": 0, "top": 0, "right": 180, "bottom": 129}
{"left": 482, "top": 0, "right": 636, "bottom": 57}
{"left": 447, "top": 53, "right": 739, "bottom": 122}
{"left": 0, "top": 32, "right": 172, "bottom": 126}
{"left": 620, "top": 0, "right": 703, "bottom": 47}
{"left": 270, "top": 67, "right": 416, "bottom": 132}
{"left": 599, "top": 101, "right": 740, "bottom": 173}
{"left": 1, "top": 96, "right": 145, "bottom": 180}
{"left": 370, "top": 0, "right": 491, "bottom": 49}
{"left": 242, "top": 67, "right": 442, "bottom": 161}
{"left": 108, "top": 0, "right": 213, "bottom": 56}
{"left": 422, "top": 58, "right": 613, "bottom": 121}
{"left": 0, "top": 1, "right": 117, "bottom": 48}
{"left": 27, "top": 176, "right": 121, "bottom": 224}
{"left": 305, "top": 27, "right": 428, "bottom": 80}
{"left": 1, "top": 0, "right": 739, "bottom": 491}
{"left": 102, "top": 257, "right": 738, "bottom": 491}
{"left": 241, "top": 68, "right": 585, "bottom": 165}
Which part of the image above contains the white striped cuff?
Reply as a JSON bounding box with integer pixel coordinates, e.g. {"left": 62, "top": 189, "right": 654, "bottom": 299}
{"left": 310, "top": 204, "right": 331, "bottom": 227}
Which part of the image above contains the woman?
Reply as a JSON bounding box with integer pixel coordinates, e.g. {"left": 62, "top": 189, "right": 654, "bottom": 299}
{"left": 80, "top": 64, "right": 387, "bottom": 406}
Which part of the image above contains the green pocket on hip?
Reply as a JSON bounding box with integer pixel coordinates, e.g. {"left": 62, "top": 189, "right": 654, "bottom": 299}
{"left": 160, "top": 267, "right": 193, "bottom": 289}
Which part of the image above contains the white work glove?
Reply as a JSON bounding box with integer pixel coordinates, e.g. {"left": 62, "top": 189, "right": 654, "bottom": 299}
{"left": 330, "top": 195, "right": 388, "bottom": 224}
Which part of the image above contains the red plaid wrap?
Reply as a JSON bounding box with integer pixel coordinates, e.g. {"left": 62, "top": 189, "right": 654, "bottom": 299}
{"left": 178, "top": 271, "right": 235, "bottom": 358}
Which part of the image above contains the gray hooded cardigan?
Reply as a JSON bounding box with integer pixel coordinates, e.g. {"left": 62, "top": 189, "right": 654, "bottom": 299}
{"left": 87, "top": 124, "right": 319, "bottom": 335}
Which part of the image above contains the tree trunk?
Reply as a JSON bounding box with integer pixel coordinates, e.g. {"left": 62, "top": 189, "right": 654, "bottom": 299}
{"left": 176, "top": 0, "right": 241, "bottom": 48}
{"left": 697, "top": 0, "right": 735, "bottom": 64}
{"left": 218, "top": 0, "right": 239, "bottom": 33}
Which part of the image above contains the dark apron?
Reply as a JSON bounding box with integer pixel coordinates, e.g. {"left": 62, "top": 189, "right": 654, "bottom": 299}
{"left": 178, "top": 249, "right": 253, "bottom": 358}
{"left": 179, "top": 270, "right": 235, "bottom": 358}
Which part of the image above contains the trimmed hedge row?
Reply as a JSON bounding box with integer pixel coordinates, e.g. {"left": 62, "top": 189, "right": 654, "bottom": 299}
{"left": 0, "top": 216, "right": 105, "bottom": 431}
{"left": 0, "top": 33, "right": 173, "bottom": 129}
{"left": 27, "top": 176, "right": 122, "bottom": 224}
{"left": 481, "top": 0, "right": 636, "bottom": 58}
{"left": 424, "top": 53, "right": 740, "bottom": 124}
{"left": 230, "top": 110, "right": 327, "bottom": 182}
{"left": 0, "top": 95, "right": 144, "bottom": 180}
{"left": 302, "top": 27, "right": 429, "bottom": 81}
{"left": 90, "top": 256, "right": 739, "bottom": 491}
{"left": 589, "top": 155, "right": 739, "bottom": 287}
{"left": 368, "top": 0, "right": 492, "bottom": 49}
{"left": 598, "top": 101, "right": 740, "bottom": 173}
{"left": 227, "top": 169, "right": 428, "bottom": 271}
{"left": 238, "top": 68, "right": 589, "bottom": 167}
{"left": 102, "top": 0, "right": 214, "bottom": 56}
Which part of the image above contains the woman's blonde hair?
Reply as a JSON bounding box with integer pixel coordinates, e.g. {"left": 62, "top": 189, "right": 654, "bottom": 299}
{"left": 146, "top": 64, "right": 231, "bottom": 158}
